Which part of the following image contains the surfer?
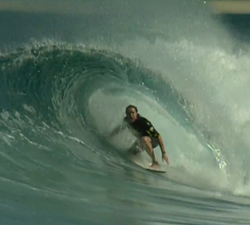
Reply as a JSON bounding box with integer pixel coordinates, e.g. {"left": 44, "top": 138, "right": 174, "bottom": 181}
{"left": 110, "top": 105, "right": 170, "bottom": 167}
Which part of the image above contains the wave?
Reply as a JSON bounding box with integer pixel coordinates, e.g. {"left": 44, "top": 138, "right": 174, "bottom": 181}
{"left": 1, "top": 0, "right": 250, "bottom": 202}
{"left": 0, "top": 42, "right": 190, "bottom": 182}
{"left": 2, "top": 0, "right": 250, "bottom": 224}
{"left": 1, "top": 34, "right": 250, "bottom": 201}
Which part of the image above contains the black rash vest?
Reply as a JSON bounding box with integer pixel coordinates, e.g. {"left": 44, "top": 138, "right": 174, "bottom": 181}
{"left": 124, "top": 116, "right": 160, "bottom": 138}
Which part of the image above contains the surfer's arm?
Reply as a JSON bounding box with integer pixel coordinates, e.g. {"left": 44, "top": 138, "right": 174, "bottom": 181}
{"left": 158, "top": 135, "right": 170, "bottom": 164}
{"left": 157, "top": 135, "right": 166, "bottom": 154}
{"left": 109, "top": 119, "right": 127, "bottom": 137}
{"left": 144, "top": 119, "right": 170, "bottom": 163}
{"left": 109, "top": 125, "right": 123, "bottom": 137}
{"left": 145, "top": 120, "right": 170, "bottom": 164}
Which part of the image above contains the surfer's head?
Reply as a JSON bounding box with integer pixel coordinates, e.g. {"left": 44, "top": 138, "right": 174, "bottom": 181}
{"left": 125, "top": 105, "right": 138, "bottom": 122}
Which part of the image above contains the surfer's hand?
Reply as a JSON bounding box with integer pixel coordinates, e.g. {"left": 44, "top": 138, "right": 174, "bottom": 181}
{"left": 162, "top": 153, "right": 170, "bottom": 165}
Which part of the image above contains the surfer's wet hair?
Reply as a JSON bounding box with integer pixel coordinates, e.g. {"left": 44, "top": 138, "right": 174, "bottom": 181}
{"left": 125, "top": 105, "right": 138, "bottom": 114}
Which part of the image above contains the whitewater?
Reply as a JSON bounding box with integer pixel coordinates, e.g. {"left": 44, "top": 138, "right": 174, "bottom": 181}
{"left": 1, "top": 0, "right": 250, "bottom": 224}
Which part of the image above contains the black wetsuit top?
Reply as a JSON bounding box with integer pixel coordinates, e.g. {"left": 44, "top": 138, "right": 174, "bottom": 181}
{"left": 124, "top": 116, "right": 160, "bottom": 139}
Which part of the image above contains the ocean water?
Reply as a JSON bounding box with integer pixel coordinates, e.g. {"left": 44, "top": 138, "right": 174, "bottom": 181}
{"left": 1, "top": 0, "right": 250, "bottom": 224}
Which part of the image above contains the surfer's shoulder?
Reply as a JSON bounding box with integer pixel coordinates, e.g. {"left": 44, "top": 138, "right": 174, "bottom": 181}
{"left": 137, "top": 116, "right": 150, "bottom": 124}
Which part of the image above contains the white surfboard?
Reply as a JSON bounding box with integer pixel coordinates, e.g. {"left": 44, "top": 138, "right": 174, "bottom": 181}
{"left": 128, "top": 149, "right": 166, "bottom": 173}
{"left": 145, "top": 165, "right": 167, "bottom": 173}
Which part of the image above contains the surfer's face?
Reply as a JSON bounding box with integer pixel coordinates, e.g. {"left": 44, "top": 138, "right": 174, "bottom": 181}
{"left": 126, "top": 107, "right": 138, "bottom": 122}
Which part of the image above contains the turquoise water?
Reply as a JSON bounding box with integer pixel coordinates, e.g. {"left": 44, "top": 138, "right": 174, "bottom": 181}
{"left": 1, "top": 1, "right": 250, "bottom": 224}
